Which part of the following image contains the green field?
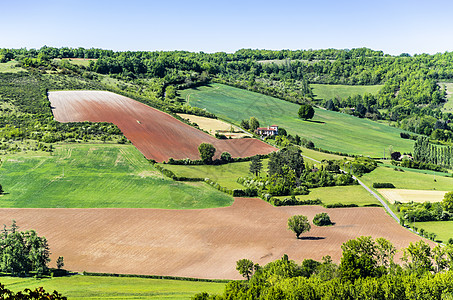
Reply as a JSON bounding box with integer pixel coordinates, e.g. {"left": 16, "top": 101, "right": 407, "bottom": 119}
{"left": 360, "top": 165, "right": 453, "bottom": 191}
{"left": 1, "top": 275, "right": 226, "bottom": 300}
{"left": 311, "top": 84, "right": 382, "bottom": 101}
{"left": 0, "top": 61, "right": 27, "bottom": 73}
{"left": 440, "top": 82, "right": 453, "bottom": 112}
{"left": 416, "top": 221, "right": 453, "bottom": 243}
{"left": 161, "top": 160, "right": 269, "bottom": 190}
{"left": 276, "top": 185, "right": 380, "bottom": 207}
{"left": 182, "top": 83, "right": 414, "bottom": 157}
{"left": 0, "top": 144, "right": 233, "bottom": 208}
{"left": 54, "top": 58, "right": 96, "bottom": 67}
{"left": 301, "top": 147, "right": 350, "bottom": 162}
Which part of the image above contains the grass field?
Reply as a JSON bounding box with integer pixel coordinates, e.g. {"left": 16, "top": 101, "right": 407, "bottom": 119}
{"left": 311, "top": 84, "right": 382, "bottom": 101}
{"left": 182, "top": 83, "right": 414, "bottom": 157}
{"left": 1, "top": 275, "right": 226, "bottom": 299}
{"left": 276, "top": 185, "right": 380, "bottom": 207}
{"left": 301, "top": 147, "right": 350, "bottom": 162}
{"left": 415, "top": 221, "right": 453, "bottom": 243}
{"left": 161, "top": 160, "right": 269, "bottom": 190}
{"left": 440, "top": 82, "right": 453, "bottom": 112}
{"left": 360, "top": 165, "right": 453, "bottom": 191}
{"left": 0, "top": 61, "right": 27, "bottom": 73}
{"left": 54, "top": 58, "right": 97, "bottom": 67}
{"left": 0, "top": 143, "right": 233, "bottom": 208}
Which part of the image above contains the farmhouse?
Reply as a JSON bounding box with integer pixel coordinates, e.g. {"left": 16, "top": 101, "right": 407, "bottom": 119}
{"left": 255, "top": 125, "right": 278, "bottom": 137}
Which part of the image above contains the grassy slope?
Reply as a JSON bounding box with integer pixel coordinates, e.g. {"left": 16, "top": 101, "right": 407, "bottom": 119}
{"left": 162, "top": 160, "right": 269, "bottom": 190}
{"left": 311, "top": 84, "right": 382, "bottom": 100}
{"left": 275, "top": 185, "right": 380, "bottom": 207}
{"left": 182, "top": 83, "right": 414, "bottom": 157}
{"left": 0, "top": 61, "right": 27, "bottom": 73}
{"left": 0, "top": 144, "right": 233, "bottom": 209}
{"left": 360, "top": 165, "right": 453, "bottom": 191}
{"left": 416, "top": 221, "right": 453, "bottom": 243}
{"left": 1, "top": 275, "right": 225, "bottom": 300}
{"left": 440, "top": 82, "right": 453, "bottom": 112}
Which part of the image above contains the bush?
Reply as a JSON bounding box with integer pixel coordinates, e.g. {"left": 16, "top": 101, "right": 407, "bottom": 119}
{"left": 372, "top": 183, "right": 395, "bottom": 188}
{"left": 324, "top": 203, "right": 358, "bottom": 208}
{"left": 313, "top": 212, "right": 332, "bottom": 226}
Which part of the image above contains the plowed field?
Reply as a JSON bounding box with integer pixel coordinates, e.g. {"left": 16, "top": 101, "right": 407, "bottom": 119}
{"left": 48, "top": 91, "right": 276, "bottom": 162}
{"left": 1, "top": 198, "right": 430, "bottom": 280}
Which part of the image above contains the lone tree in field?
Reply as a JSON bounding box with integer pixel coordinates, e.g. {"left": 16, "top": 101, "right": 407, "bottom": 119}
{"left": 0, "top": 183, "right": 3, "bottom": 194}
{"left": 287, "top": 215, "right": 311, "bottom": 239}
{"left": 313, "top": 213, "right": 332, "bottom": 226}
{"left": 198, "top": 143, "right": 216, "bottom": 163}
{"left": 442, "top": 191, "right": 453, "bottom": 213}
{"left": 236, "top": 258, "right": 254, "bottom": 280}
{"left": 298, "top": 104, "right": 315, "bottom": 120}
{"left": 249, "top": 155, "right": 263, "bottom": 176}
{"left": 56, "top": 256, "right": 64, "bottom": 269}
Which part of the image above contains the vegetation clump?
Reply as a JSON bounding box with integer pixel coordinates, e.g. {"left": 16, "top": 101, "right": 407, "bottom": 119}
{"left": 287, "top": 215, "right": 311, "bottom": 239}
{"left": 313, "top": 212, "right": 332, "bottom": 226}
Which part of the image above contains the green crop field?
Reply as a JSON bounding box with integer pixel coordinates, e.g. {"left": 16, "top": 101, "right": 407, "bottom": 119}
{"left": 311, "top": 84, "right": 382, "bottom": 101}
{"left": 161, "top": 160, "right": 269, "bottom": 190}
{"left": 416, "top": 221, "right": 453, "bottom": 243}
{"left": 181, "top": 83, "right": 414, "bottom": 157}
{"left": 0, "top": 144, "right": 233, "bottom": 209}
{"left": 301, "top": 147, "right": 350, "bottom": 162}
{"left": 360, "top": 165, "right": 453, "bottom": 191}
{"left": 0, "top": 61, "right": 27, "bottom": 73}
{"left": 276, "top": 185, "right": 380, "bottom": 207}
{"left": 1, "top": 275, "right": 226, "bottom": 300}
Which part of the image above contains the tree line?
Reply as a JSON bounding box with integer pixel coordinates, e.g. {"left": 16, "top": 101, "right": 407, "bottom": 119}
{"left": 194, "top": 236, "right": 453, "bottom": 300}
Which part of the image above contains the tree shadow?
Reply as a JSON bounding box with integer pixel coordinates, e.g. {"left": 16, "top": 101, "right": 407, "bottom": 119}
{"left": 299, "top": 236, "right": 325, "bottom": 240}
{"left": 303, "top": 120, "right": 325, "bottom": 124}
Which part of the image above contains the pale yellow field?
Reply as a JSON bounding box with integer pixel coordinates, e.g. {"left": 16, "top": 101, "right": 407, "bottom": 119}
{"left": 178, "top": 113, "right": 251, "bottom": 138}
{"left": 378, "top": 189, "right": 449, "bottom": 203}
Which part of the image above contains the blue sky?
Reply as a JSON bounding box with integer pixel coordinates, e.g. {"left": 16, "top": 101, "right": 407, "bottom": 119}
{"left": 2, "top": 0, "right": 452, "bottom": 55}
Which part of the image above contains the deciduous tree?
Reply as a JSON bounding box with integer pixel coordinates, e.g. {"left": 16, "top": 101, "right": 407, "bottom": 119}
{"left": 287, "top": 215, "right": 310, "bottom": 239}
{"left": 198, "top": 143, "right": 216, "bottom": 163}
{"left": 298, "top": 104, "right": 315, "bottom": 120}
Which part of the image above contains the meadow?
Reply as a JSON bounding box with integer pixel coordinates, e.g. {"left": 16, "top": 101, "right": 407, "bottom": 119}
{"left": 440, "top": 82, "right": 453, "bottom": 112}
{"left": 360, "top": 165, "right": 453, "bottom": 191}
{"left": 0, "top": 143, "right": 233, "bottom": 209}
{"left": 161, "top": 160, "right": 269, "bottom": 190}
{"left": 181, "top": 83, "right": 414, "bottom": 157}
{"left": 415, "top": 221, "right": 453, "bottom": 243}
{"left": 275, "top": 185, "right": 380, "bottom": 207}
{"left": 1, "top": 275, "right": 226, "bottom": 300}
{"left": 311, "top": 83, "right": 382, "bottom": 101}
{"left": 0, "top": 61, "right": 26, "bottom": 73}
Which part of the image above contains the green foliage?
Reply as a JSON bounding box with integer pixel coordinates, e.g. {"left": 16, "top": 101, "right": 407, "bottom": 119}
{"left": 220, "top": 152, "right": 232, "bottom": 162}
{"left": 198, "top": 143, "right": 216, "bottom": 163}
{"left": 249, "top": 117, "right": 260, "bottom": 131}
{"left": 249, "top": 155, "right": 262, "bottom": 176}
{"left": 236, "top": 259, "right": 254, "bottom": 280}
{"left": 287, "top": 215, "right": 310, "bottom": 239}
{"left": 313, "top": 212, "right": 332, "bottom": 226}
{"left": 298, "top": 104, "right": 315, "bottom": 120}
{"left": 0, "top": 221, "right": 50, "bottom": 276}
{"left": 443, "top": 192, "right": 453, "bottom": 213}
{"left": 398, "top": 201, "right": 450, "bottom": 222}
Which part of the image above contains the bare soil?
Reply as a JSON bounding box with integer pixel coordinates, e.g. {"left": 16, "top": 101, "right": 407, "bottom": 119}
{"left": 0, "top": 198, "right": 431, "bottom": 280}
{"left": 48, "top": 91, "right": 276, "bottom": 162}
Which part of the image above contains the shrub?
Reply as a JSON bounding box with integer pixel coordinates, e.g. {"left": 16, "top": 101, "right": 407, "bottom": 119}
{"left": 313, "top": 213, "right": 332, "bottom": 226}
{"left": 372, "top": 183, "right": 395, "bottom": 188}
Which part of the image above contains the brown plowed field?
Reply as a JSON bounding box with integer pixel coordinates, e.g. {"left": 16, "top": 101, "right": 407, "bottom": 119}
{"left": 48, "top": 91, "right": 276, "bottom": 162}
{"left": 0, "top": 198, "right": 431, "bottom": 280}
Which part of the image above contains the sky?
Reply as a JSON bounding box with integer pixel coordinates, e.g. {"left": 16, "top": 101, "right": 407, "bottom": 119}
{"left": 2, "top": 0, "right": 452, "bottom": 55}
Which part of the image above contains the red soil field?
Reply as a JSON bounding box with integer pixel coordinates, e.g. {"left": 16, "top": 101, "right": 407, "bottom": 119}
{"left": 0, "top": 198, "right": 432, "bottom": 280}
{"left": 48, "top": 91, "right": 276, "bottom": 162}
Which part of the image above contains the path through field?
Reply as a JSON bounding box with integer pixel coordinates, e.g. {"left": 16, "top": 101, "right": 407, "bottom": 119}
{"left": 0, "top": 198, "right": 430, "bottom": 280}
{"left": 48, "top": 91, "right": 276, "bottom": 162}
